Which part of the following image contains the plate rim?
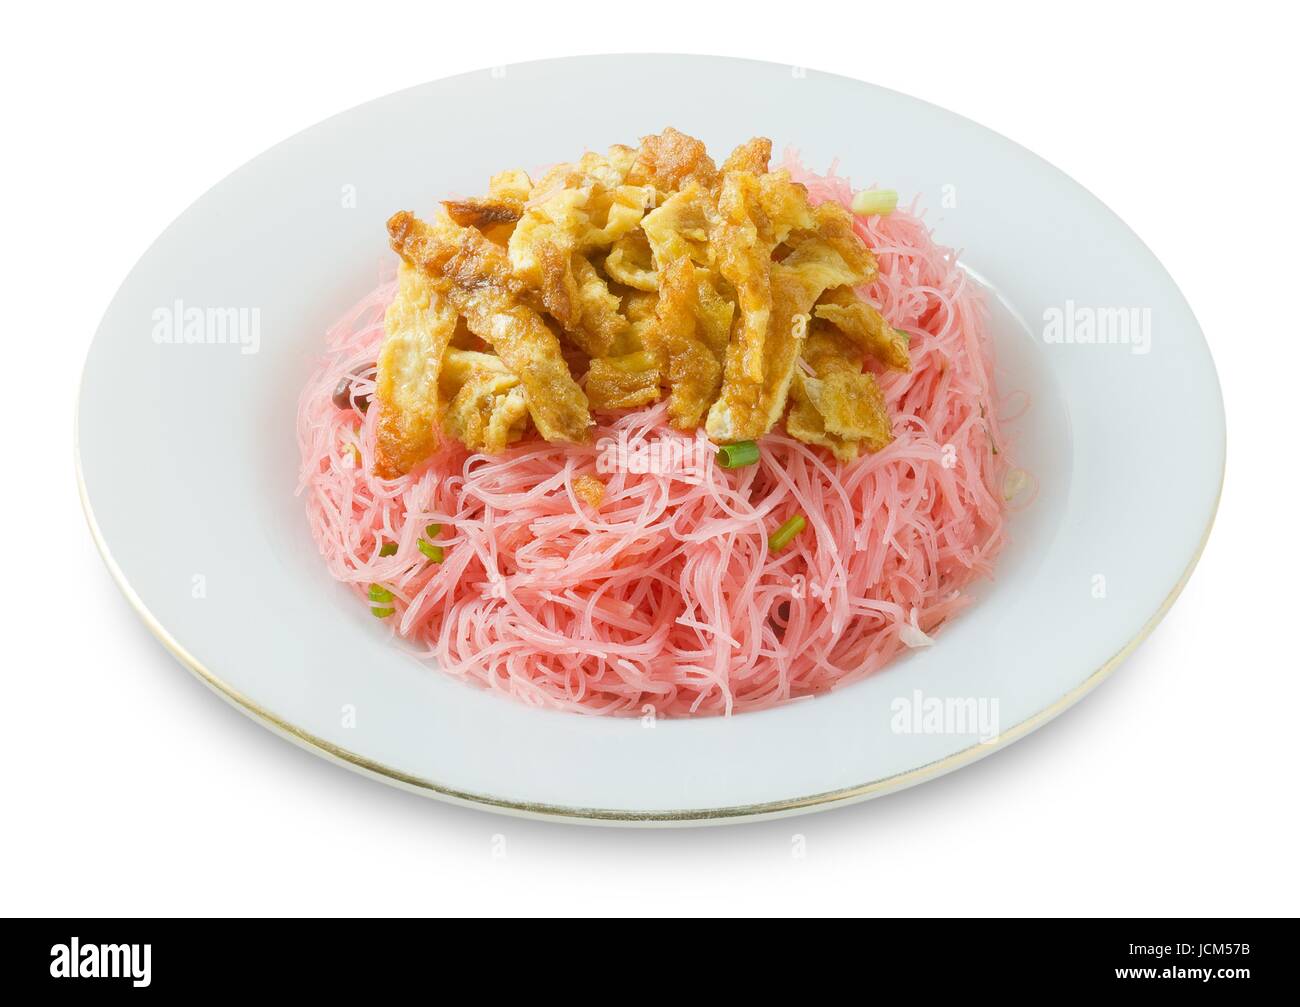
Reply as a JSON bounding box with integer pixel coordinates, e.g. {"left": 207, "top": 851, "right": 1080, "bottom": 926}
{"left": 75, "top": 54, "right": 1227, "bottom": 825}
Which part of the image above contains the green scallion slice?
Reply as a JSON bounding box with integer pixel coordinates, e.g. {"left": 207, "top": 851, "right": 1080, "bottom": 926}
{"left": 718, "top": 440, "right": 760, "bottom": 469}
{"left": 378, "top": 542, "right": 398, "bottom": 557}
{"left": 368, "top": 584, "right": 393, "bottom": 603}
{"left": 419, "top": 541, "right": 445, "bottom": 563}
{"left": 370, "top": 606, "right": 395, "bottom": 618}
{"left": 851, "top": 188, "right": 898, "bottom": 217}
{"left": 425, "top": 523, "right": 442, "bottom": 538}
{"left": 769, "top": 514, "right": 807, "bottom": 553}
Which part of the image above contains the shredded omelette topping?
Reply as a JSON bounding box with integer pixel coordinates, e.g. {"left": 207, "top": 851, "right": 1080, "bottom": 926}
{"left": 372, "top": 128, "right": 910, "bottom": 478}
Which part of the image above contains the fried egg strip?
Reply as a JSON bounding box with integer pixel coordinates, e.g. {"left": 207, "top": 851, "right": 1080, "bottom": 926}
{"left": 388, "top": 210, "right": 592, "bottom": 444}
{"left": 508, "top": 150, "right": 649, "bottom": 356}
{"left": 720, "top": 136, "right": 773, "bottom": 176}
{"left": 627, "top": 127, "right": 718, "bottom": 192}
{"left": 442, "top": 198, "right": 522, "bottom": 229}
{"left": 441, "top": 348, "right": 529, "bottom": 454}
{"left": 571, "top": 254, "right": 628, "bottom": 356}
{"left": 604, "top": 232, "right": 658, "bottom": 291}
{"left": 372, "top": 262, "right": 460, "bottom": 478}
{"left": 710, "top": 169, "right": 814, "bottom": 384}
{"left": 640, "top": 257, "right": 726, "bottom": 429}
{"left": 705, "top": 202, "right": 872, "bottom": 442}
{"left": 786, "top": 322, "right": 893, "bottom": 462}
{"left": 710, "top": 172, "right": 774, "bottom": 386}
{"left": 585, "top": 351, "right": 662, "bottom": 410}
{"left": 440, "top": 170, "right": 535, "bottom": 246}
{"left": 813, "top": 287, "right": 911, "bottom": 372}
{"left": 641, "top": 183, "right": 713, "bottom": 268}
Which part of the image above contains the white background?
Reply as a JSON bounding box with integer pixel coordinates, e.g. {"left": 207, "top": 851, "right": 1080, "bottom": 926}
{"left": 3, "top": 1, "right": 1296, "bottom": 917}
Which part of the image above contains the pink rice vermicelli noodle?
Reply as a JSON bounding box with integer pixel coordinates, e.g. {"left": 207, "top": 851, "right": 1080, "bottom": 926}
{"left": 296, "top": 153, "right": 1014, "bottom": 717}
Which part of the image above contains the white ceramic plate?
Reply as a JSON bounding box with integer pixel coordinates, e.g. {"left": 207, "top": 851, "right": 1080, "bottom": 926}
{"left": 77, "top": 55, "right": 1224, "bottom": 825}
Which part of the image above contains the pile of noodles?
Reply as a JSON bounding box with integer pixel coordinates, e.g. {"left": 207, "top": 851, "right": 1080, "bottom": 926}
{"left": 296, "top": 154, "right": 1017, "bottom": 717}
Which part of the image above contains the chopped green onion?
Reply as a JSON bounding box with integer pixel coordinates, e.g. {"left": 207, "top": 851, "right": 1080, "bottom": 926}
{"left": 718, "top": 440, "right": 760, "bottom": 469}
{"left": 425, "top": 523, "right": 442, "bottom": 538}
{"left": 378, "top": 542, "right": 398, "bottom": 557}
{"left": 851, "top": 188, "right": 898, "bottom": 217}
{"left": 418, "top": 540, "right": 445, "bottom": 563}
{"left": 769, "top": 514, "right": 807, "bottom": 553}
{"left": 369, "top": 583, "right": 395, "bottom": 617}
